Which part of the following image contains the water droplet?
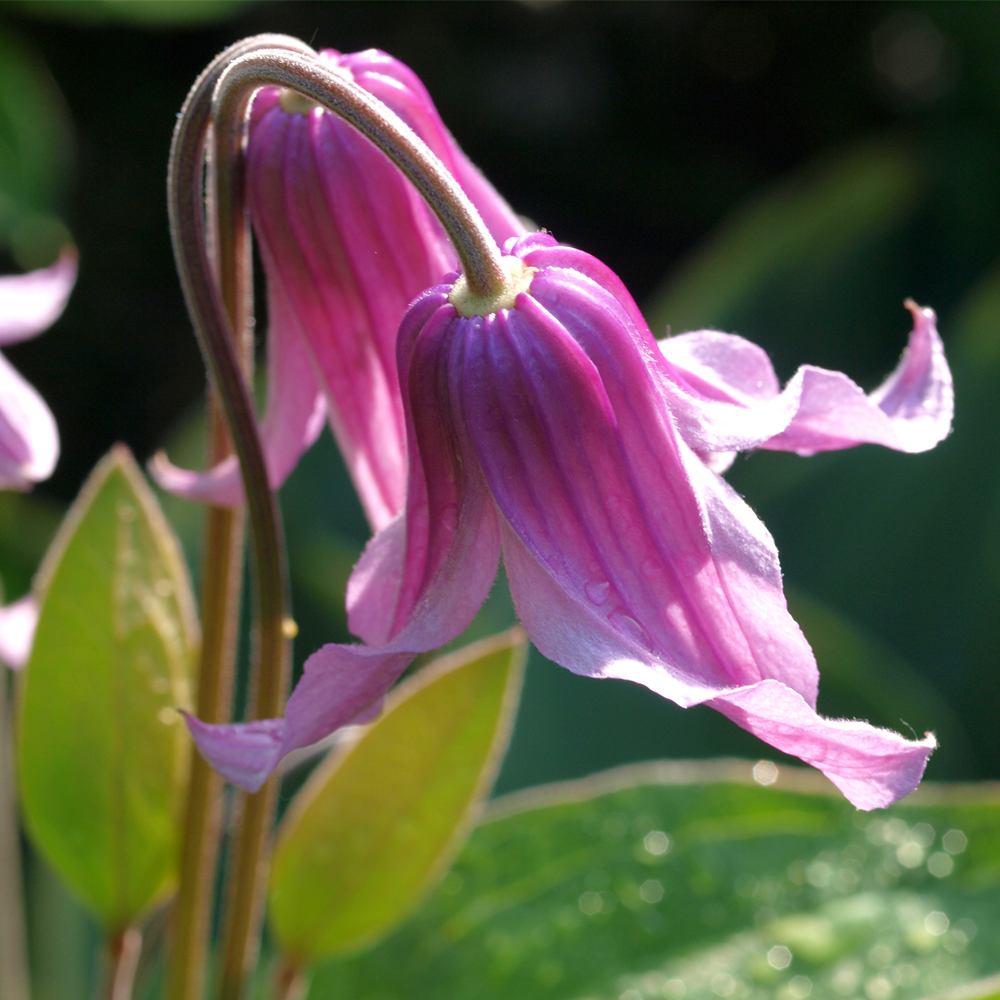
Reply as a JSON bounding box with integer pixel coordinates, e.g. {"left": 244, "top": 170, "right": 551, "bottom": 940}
{"left": 753, "top": 760, "right": 778, "bottom": 785}
{"left": 925, "top": 911, "right": 949, "bottom": 936}
{"left": 643, "top": 830, "right": 671, "bottom": 855}
{"left": 767, "top": 945, "right": 792, "bottom": 970}
{"left": 942, "top": 828, "right": 967, "bottom": 853}
{"left": 585, "top": 581, "right": 610, "bottom": 605}
{"left": 610, "top": 611, "right": 646, "bottom": 644}
{"left": 639, "top": 879, "right": 663, "bottom": 903}
{"left": 678, "top": 553, "right": 700, "bottom": 577}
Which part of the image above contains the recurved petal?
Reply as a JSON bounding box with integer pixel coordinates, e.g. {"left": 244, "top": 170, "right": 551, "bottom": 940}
{"left": 659, "top": 301, "right": 953, "bottom": 458}
{"left": 464, "top": 269, "right": 818, "bottom": 709}
{"left": 183, "top": 645, "right": 413, "bottom": 792}
{"left": 0, "top": 350, "right": 59, "bottom": 489}
{"left": 183, "top": 714, "right": 285, "bottom": 793}
{"left": 0, "top": 593, "right": 37, "bottom": 669}
{"left": 708, "top": 679, "right": 936, "bottom": 809}
{"left": 0, "top": 249, "right": 77, "bottom": 346}
{"left": 149, "top": 287, "right": 327, "bottom": 506}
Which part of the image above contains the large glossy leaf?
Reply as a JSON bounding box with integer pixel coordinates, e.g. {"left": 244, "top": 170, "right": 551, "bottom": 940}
{"left": 308, "top": 761, "right": 1000, "bottom": 1000}
{"left": 270, "top": 628, "right": 527, "bottom": 964}
{"left": 17, "top": 445, "right": 198, "bottom": 930}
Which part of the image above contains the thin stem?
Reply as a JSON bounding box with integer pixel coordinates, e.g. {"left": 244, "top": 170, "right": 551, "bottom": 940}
{"left": 272, "top": 957, "right": 308, "bottom": 1000}
{"left": 0, "top": 673, "right": 29, "bottom": 1000}
{"left": 105, "top": 927, "right": 142, "bottom": 1000}
{"left": 212, "top": 48, "right": 507, "bottom": 300}
{"left": 165, "top": 34, "right": 314, "bottom": 1000}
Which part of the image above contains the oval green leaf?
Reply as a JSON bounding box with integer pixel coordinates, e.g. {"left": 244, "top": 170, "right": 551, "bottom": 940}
{"left": 269, "top": 627, "right": 527, "bottom": 964}
{"left": 18, "top": 445, "right": 198, "bottom": 931}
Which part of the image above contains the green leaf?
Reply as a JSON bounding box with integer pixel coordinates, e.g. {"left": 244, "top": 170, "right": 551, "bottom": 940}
{"left": 18, "top": 445, "right": 198, "bottom": 930}
{"left": 269, "top": 628, "right": 528, "bottom": 964}
{"left": 643, "top": 141, "right": 921, "bottom": 336}
{"left": 308, "top": 762, "right": 1000, "bottom": 999}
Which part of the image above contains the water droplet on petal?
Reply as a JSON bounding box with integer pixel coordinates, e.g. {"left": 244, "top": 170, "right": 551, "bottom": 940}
{"left": 585, "top": 581, "right": 610, "bottom": 605}
{"left": 610, "top": 611, "right": 647, "bottom": 645}
{"left": 678, "top": 553, "right": 700, "bottom": 577}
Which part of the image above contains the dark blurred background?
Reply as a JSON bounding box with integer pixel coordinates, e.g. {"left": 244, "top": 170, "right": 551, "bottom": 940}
{"left": 0, "top": 0, "right": 998, "bottom": 811}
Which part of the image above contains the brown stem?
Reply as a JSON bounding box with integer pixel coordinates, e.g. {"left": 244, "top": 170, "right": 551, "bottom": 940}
{"left": 105, "top": 927, "right": 142, "bottom": 1000}
{"left": 0, "top": 674, "right": 29, "bottom": 1000}
{"left": 164, "top": 34, "right": 314, "bottom": 1000}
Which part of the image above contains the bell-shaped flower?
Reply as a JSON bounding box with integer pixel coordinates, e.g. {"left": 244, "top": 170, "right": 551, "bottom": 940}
{"left": 153, "top": 48, "right": 524, "bottom": 531}
{"left": 0, "top": 248, "right": 77, "bottom": 668}
{"left": 187, "top": 233, "right": 949, "bottom": 810}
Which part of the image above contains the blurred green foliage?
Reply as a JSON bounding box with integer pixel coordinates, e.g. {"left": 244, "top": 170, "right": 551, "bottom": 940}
{"left": 309, "top": 762, "right": 1000, "bottom": 999}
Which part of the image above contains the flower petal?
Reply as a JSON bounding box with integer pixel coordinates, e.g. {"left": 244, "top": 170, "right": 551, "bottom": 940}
{"left": 182, "top": 714, "right": 285, "bottom": 793}
{"left": 463, "top": 262, "right": 818, "bottom": 710}
{"left": 0, "top": 350, "right": 59, "bottom": 488}
{"left": 658, "top": 301, "right": 953, "bottom": 457}
{"left": 708, "top": 680, "right": 936, "bottom": 809}
{"left": 0, "top": 249, "right": 77, "bottom": 346}
{"left": 346, "top": 294, "right": 499, "bottom": 651}
{"left": 0, "top": 593, "right": 37, "bottom": 669}
{"left": 183, "top": 644, "right": 412, "bottom": 792}
{"left": 149, "top": 285, "right": 327, "bottom": 506}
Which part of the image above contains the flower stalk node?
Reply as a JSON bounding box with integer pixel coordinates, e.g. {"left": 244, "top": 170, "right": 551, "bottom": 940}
{"left": 449, "top": 257, "right": 537, "bottom": 318}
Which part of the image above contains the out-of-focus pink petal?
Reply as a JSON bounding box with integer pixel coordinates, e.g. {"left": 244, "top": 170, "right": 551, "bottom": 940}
{"left": 463, "top": 257, "right": 818, "bottom": 708}
{"left": 150, "top": 285, "right": 327, "bottom": 506}
{"left": 0, "top": 594, "right": 37, "bottom": 669}
{"left": 0, "top": 350, "right": 59, "bottom": 489}
{"left": 658, "top": 301, "right": 953, "bottom": 458}
{"left": 182, "top": 714, "right": 285, "bottom": 792}
{"left": 183, "top": 644, "right": 413, "bottom": 792}
{"left": 709, "top": 680, "right": 936, "bottom": 809}
{"left": 343, "top": 49, "right": 525, "bottom": 244}
{"left": 0, "top": 249, "right": 77, "bottom": 346}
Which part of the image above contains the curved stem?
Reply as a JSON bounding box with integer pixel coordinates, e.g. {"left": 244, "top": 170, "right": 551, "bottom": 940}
{"left": 212, "top": 48, "right": 507, "bottom": 299}
{"left": 165, "top": 33, "right": 314, "bottom": 1000}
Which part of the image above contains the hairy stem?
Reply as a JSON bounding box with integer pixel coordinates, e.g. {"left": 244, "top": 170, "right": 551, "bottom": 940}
{"left": 0, "top": 674, "right": 29, "bottom": 1000}
{"left": 212, "top": 48, "right": 507, "bottom": 300}
{"left": 105, "top": 927, "right": 141, "bottom": 1000}
{"left": 165, "top": 34, "right": 314, "bottom": 1000}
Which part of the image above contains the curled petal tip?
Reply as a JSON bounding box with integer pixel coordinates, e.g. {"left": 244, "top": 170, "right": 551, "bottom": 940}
{"left": 0, "top": 247, "right": 78, "bottom": 346}
{"left": 182, "top": 711, "right": 284, "bottom": 793}
{"left": 148, "top": 450, "right": 244, "bottom": 507}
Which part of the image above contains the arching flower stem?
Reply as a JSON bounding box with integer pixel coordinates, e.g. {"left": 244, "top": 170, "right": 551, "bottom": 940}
{"left": 211, "top": 47, "right": 511, "bottom": 301}
{"left": 165, "top": 33, "right": 314, "bottom": 1000}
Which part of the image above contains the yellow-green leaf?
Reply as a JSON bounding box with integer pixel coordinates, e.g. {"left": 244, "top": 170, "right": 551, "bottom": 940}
{"left": 269, "top": 628, "right": 527, "bottom": 964}
{"left": 18, "top": 445, "right": 198, "bottom": 930}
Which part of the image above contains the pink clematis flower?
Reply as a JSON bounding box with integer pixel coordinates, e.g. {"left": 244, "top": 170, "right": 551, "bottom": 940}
{"left": 152, "top": 49, "right": 524, "bottom": 531}
{"left": 0, "top": 248, "right": 77, "bottom": 668}
{"left": 188, "top": 233, "right": 950, "bottom": 809}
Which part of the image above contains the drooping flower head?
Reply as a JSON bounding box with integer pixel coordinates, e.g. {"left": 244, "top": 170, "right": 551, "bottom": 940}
{"left": 189, "top": 231, "right": 950, "bottom": 810}
{"left": 0, "top": 248, "right": 77, "bottom": 668}
{"left": 153, "top": 49, "right": 524, "bottom": 531}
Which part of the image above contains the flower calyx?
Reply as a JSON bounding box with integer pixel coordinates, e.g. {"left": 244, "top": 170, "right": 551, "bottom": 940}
{"left": 449, "top": 255, "right": 536, "bottom": 318}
